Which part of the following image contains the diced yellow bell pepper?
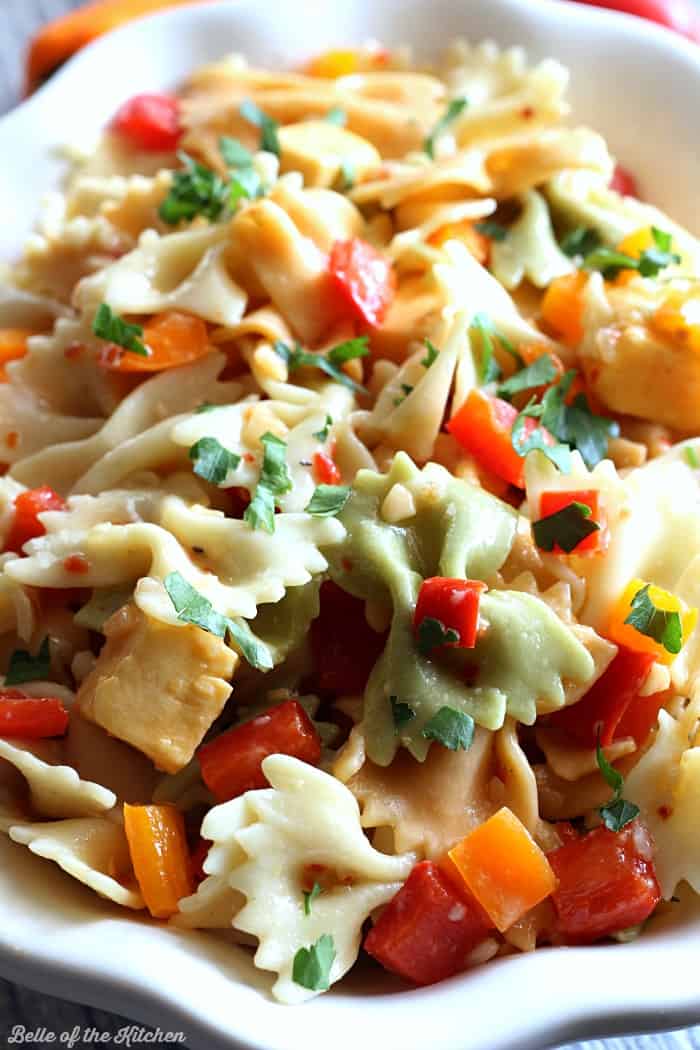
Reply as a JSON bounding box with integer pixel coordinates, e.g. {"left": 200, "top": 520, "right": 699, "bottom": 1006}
{"left": 306, "top": 49, "right": 359, "bottom": 78}
{"left": 617, "top": 226, "right": 657, "bottom": 259}
{"left": 606, "top": 577, "right": 698, "bottom": 665}
{"left": 650, "top": 291, "right": 700, "bottom": 354}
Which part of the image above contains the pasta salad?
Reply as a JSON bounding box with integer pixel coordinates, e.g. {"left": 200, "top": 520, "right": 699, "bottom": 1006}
{"left": 1, "top": 38, "right": 700, "bottom": 1004}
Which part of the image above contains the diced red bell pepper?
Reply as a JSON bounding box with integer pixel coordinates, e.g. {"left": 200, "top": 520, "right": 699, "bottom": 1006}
{"left": 413, "top": 577, "right": 486, "bottom": 650}
{"left": 198, "top": 699, "right": 321, "bottom": 802}
{"left": 613, "top": 687, "right": 669, "bottom": 747}
{"left": 0, "top": 690, "right": 69, "bottom": 738}
{"left": 548, "top": 645, "right": 655, "bottom": 746}
{"left": 609, "top": 163, "right": 640, "bottom": 198}
{"left": 549, "top": 822, "right": 661, "bottom": 942}
{"left": 310, "top": 581, "right": 387, "bottom": 694}
{"left": 313, "top": 449, "right": 341, "bottom": 485}
{"left": 364, "top": 860, "right": 492, "bottom": 985}
{"left": 538, "top": 489, "right": 605, "bottom": 555}
{"left": 111, "top": 93, "right": 182, "bottom": 152}
{"left": 447, "top": 388, "right": 555, "bottom": 489}
{"left": 328, "top": 238, "right": 396, "bottom": 327}
{"left": 5, "top": 486, "right": 66, "bottom": 554}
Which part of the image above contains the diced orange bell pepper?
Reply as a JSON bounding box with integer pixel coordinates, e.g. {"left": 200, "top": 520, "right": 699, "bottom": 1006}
{"left": 0, "top": 328, "right": 34, "bottom": 380}
{"left": 447, "top": 807, "right": 558, "bottom": 932}
{"left": 606, "top": 577, "right": 697, "bottom": 665}
{"left": 25, "top": 0, "right": 206, "bottom": 95}
{"left": 99, "top": 310, "right": 210, "bottom": 372}
{"left": 123, "top": 803, "right": 194, "bottom": 919}
{"left": 650, "top": 290, "right": 700, "bottom": 352}
{"left": 305, "top": 49, "right": 360, "bottom": 78}
{"left": 427, "top": 221, "right": 490, "bottom": 265}
{"left": 540, "top": 272, "right": 587, "bottom": 348}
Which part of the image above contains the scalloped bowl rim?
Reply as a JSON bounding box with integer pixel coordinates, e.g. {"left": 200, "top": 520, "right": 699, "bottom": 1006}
{"left": 0, "top": 2, "right": 699, "bottom": 1048}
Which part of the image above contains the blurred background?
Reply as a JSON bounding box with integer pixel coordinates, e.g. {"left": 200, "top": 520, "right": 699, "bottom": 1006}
{"left": 0, "top": 1, "right": 699, "bottom": 1048}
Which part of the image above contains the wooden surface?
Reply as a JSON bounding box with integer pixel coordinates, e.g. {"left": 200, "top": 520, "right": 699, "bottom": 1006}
{"left": 1, "top": 1, "right": 699, "bottom": 1047}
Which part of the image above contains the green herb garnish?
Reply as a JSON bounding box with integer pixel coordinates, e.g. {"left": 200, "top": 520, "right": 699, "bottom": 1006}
{"left": 596, "top": 736, "right": 640, "bottom": 832}
{"left": 624, "top": 583, "right": 683, "bottom": 655}
{"left": 244, "top": 432, "right": 292, "bottom": 533}
{"left": 560, "top": 226, "right": 601, "bottom": 258}
{"left": 92, "top": 303, "right": 148, "bottom": 356}
{"left": 474, "top": 220, "right": 508, "bottom": 242}
{"left": 312, "top": 415, "right": 333, "bottom": 443}
{"left": 497, "top": 354, "right": 558, "bottom": 399}
{"left": 188, "top": 437, "right": 241, "bottom": 485}
{"left": 292, "top": 934, "right": 335, "bottom": 991}
{"left": 325, "top": 106, "right": 347, "bottom": 126}
{"left": 159, "top": 153, "right": 228, "bottom": 225}
{"left": 416, "top": 616, "right": 460, "bottom": 656}
{"left": 583, "top": 227, "right": 680, "bottom": 280}
{"left": 422, "top": 706, "right": 475, "bottom": 751}
{"left": 421, "top": 339, "right": 439, "bottom": 368}
{"left": 424, "top": 97, "right": 468, "bottom": 159}
{"left": 273, "top": 337, "right": 369, "bottom": 394}
{"left": 684, "top": 445, "right": 700, "bottom": 468}
{"left": 305, "top": 485, "right": 350, "bottom": 517}
{"left": 390, "top": 696, "right": 416, "bottom": 729}
{"left": 239, "top": 100, "right": 280, "bottom": 156}
{"left": 5, "top": 637, "right": 51, "bottom": 686}
{"left": 532, "top": 501, "right": 600, "bottom": 553}
{"left": 303, "top": 882, "right": 323, "bottom": 916}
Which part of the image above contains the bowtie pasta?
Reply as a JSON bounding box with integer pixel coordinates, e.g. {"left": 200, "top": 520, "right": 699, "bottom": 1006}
{"left": 2, "top": 36, "right": 700, "bottom": 1003}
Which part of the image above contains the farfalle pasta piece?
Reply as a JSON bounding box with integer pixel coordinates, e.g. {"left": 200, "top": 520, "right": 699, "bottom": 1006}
{"left": 74, "top": 225, "right": 247, "bottom": 327}
{"left": 626, "top": 692, "right": 700, "bottom": 898}
{"left": 346, "top": 718, "right": 538, "bottom": 859}
{"left": 178, "top": 755, "right": 413, "bottom": 1002}
{"left": 9, "top": 815, "right": 144, "bottom": 910}
{"left": 490, "top": 190, "right": 573, "bottom": 289}
{"left": 77, "top": 603, "right": 237, "bottom": 773}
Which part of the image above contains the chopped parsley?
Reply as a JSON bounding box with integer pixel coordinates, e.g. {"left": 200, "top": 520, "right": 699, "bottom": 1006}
{"left": 312, "top": 415, "right": 333, "bottom": 443}
{"left": 303, "top": 882, "right": 323, "bottom": 916}
{"left": 416, "top": 616, "right": 460, "bottom": 656}
{"left": 164, "top": 572, "right": 229, "bottom": 637}
{"left": 5, "top": 636, "right": 51, "bottom": 686}
{"left": 325, "top": 106, "right": 347, "bottom": 126}
{"left": 421, "top": 339, "right": 440, "bottom": 368}
{"left": 497, "top": 353, "right": 558, "bottom": 399}
{"left": 305, "top": 485, "right": 350, "bottom": 517}
{"left": 624, "top": 583, "right": 683, "bottom": 655}
{"left": 227, "top": 616, "right": 274, "bottom": 671}
{"left": 684, "top": 445, "right": 700, "bottom": 469}
{"left": 164, "top": 572, "right": 272, "bottom": 669}
{"left": 393, "top": 382, "right": 414, "bottom": 406}
{"left": 159, "top": 153, "right": 229, "bottom": 225}
{"left": 424, "top": 96, "right": 468, "bottom": 159}
{"left": 244, "top": 432, "right": 292, "bottom": 533}
{"left": 512, "top": 370, "right": 619, "bottom": 470}
{"left": 239, "top": 99, "right": 280, "bottom": 156}
{"left": 422, "top": 706, "right": 475, "bottom": 751}
{"left": 390, "top": 696, "right": 416, "bottom": 729}
{"left": 474, "top": 220, "right": 508, "bottom": 242}
{"left": 596, "top": 736, "right": 640, "bottom": 832}
{"left": 188, "top": 437, "right": 241, "bottom": 485}
{"left": 92, "top": 303, "right": 148, "bottom": 356}
{"left": 511, "top": 399, "right": 572, "bottom": 473}
{"left": 337, "top": 158, "right": 355, "bottom": 191}
{"left": 195, "top": 402, "right": 218, "bottom": 414}
{"left": 560, "top": 226, "right": 601, "bottom": 258}
{"left": 218, "top": 136, "right": 255, "bottom": 169}
{"left": 273, "top": 337, "right": 369, "bottom": 394}
{"left": 532, "top": 501, "right": 600, "bottom": 553}
{"left": 292, "top": 934, "right": 335, "bottom": 991}
{"left": 583, "top": 227, "right": 680, "bottom": 280}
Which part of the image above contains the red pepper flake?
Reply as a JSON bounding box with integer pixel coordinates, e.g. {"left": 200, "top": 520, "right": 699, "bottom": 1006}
{"left": 5, "top": 432, "right": 18, "bottom": 450}
{"left": 63, "top": 554, "right": 90, "bottom": 575}
{"left": 98, "top": 343, "right": 124, "bottom": 369}
{"left": 520, "top": 105, "right": 535, "bottom": 119}
{"left": 657, "top": 804, "right": 673, "bottom": 820}
{"left": 243, "top": 452, "right": 256, "bottom": 464}
{"left": 341, "top": 557, "right": 354, "bottom": 573}
{"left": 64, "top": 343, "right": 85, "bottom": 360}
{"left": 312, "top": 449, "right": 341, "bottom": 485}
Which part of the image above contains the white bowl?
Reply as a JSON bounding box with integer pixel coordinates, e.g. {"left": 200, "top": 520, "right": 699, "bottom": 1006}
{"left": 0, "top": 2, "right": 699, "bottom": 1047}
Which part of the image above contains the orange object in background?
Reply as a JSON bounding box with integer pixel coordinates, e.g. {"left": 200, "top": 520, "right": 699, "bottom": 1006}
{"left": 123, "top": 803, "right": 194, "bottom": 919}
{"left": 25, "top": 0, "right": 208, "bottom": 94}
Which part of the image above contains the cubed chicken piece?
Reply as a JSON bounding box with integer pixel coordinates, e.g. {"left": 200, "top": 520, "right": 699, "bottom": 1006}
{"left": 77, "top": 603, "right": 237, "bottom": 774}
{"left": 278, "top": 120, "right": 381, "bottom": 188}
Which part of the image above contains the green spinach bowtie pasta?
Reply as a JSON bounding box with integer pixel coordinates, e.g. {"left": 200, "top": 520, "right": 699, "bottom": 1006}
{"left": 1, "top": 38, "right": 700, "bottom": 1003}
